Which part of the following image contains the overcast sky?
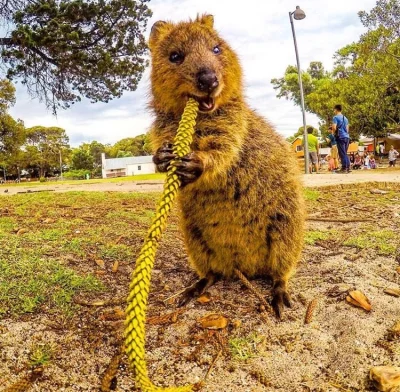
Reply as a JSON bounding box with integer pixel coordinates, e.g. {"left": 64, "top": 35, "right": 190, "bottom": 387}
{"left": 7, "top": 0, "right": 377, "bottom": 147}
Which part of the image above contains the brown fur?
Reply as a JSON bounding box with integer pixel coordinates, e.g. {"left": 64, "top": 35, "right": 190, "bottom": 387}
{"left": 148, "top": 15, "right": 305, "bottom": 307}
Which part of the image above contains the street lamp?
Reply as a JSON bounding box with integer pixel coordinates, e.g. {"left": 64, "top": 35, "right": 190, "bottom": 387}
{"left": 289, "top": 5, "right": 309, "bottom": 174}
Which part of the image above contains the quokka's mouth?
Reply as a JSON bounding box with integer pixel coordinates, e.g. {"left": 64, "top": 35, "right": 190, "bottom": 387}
{"left": 191, "top": 95, "right": 215, "bottom": 112}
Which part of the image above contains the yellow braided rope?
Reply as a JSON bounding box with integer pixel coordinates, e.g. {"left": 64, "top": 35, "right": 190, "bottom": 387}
{"left": 125, "top": 98, "right": 199, "bottom": 392}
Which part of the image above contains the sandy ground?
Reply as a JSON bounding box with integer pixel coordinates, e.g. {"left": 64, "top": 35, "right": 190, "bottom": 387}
{"left": 1, "top": 169, "right": 400, "bottom": 196}
{"left": 0, "top": 182, "right": 399, "bottom": 392}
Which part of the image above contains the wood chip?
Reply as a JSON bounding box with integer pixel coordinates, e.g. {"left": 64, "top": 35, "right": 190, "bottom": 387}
{"left": 198, "top": 314, "right": 228, "bottom": 330}
{"left": 370, "top": 366, "right": 400, "bottom": 391}
{"left": 384, "top": 288, "right": 400, "bottom": 298}
{"left": 304, "top": 298, "right": 318, "bottom": 324}
{"left": 112, "top": 261, "right": 119, "bottom": 273}
{"left": 95, "top": 259, "right": 105, "bottom": 268}
{"left": 197, "top": 293, "right": 212, "bottom": 304}
{"left": 42, "top": 218, "right": 55, "bottom": 224}
{"left": 389, "top": 320, "right": 400, "bottom": 338}
{"left": 346, "top": 290, "right": 371, "bottom": 312}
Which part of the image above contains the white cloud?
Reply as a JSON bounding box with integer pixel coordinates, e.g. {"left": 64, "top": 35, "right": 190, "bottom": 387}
{"left": 8, "top": 0, "right": 377, "bottom": 146}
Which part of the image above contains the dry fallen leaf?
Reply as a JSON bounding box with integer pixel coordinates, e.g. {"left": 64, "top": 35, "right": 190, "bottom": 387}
{"left": 396, "top": 267, "right": 400, "bottom": 275}
{"left": 197, "top": 293, "right": 212, "bottom": 304}
{"left": 112, "top": 261, "right": 119, "bottom": 273}
{"left": 369, "top": 366, "right": 400, "bottom": 392}
{"left": 95, "top": 259, "right": 105, "bottom": 269}
{"left": 42, "top": 218, "right": 55, "bottom": 224}
{"left": 198, "top": 314, "right": 228, "bottom": 330}
{"left": 346, "top": 290, "right": 372, "bottom": 312}
{"left": 16, "top": 228, "right": 29, "bottom": 235}
{"left": 370, "top": 189, "right": 389, "bottom": 195}
{"left": 384, "top": 288, "right": 400, "bottom": 298}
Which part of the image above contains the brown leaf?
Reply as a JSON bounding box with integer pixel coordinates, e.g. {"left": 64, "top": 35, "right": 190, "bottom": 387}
{"left": 384, "top": 288, "right": 400, "bottom": 298}
{"left": 112, "top": 261, "right": 119, "bottom": 273}
{"left": 396, "top": 267, "right": 400, "bottom": 274}
{"left": 370, "top": 366, "right": 400, "bottom": 392}
{"left": 198, "top": 314, "right": 228, "bottom": 330}
{"left": 370, "top": 189, "right": 389, "bottom": 195}
{"left": 346, "top": 290, "right": 371, "bottom": 312}
{"left": 16, "top": 228, "right": 29, "bottom": 235}
{"left": 42, "top": 218, "right": 55, "bottom": 224}
{"left": 101, "top": 307, "right": 125, "bottom": 321}
{"left": 197, "top": 293, "right": 211, "bottom": 304}
{"left": 95, "top": 259, "right": 105, "bottom": 268}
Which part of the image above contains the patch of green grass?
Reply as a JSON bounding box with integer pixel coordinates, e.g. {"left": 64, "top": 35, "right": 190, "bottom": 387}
{"left": 0, "top": 254, "right": 103, "bottom": 316}
{"left": 1, "top": 173, "right": 165, "bottom": 188}
{"left": 344, "top": 229, "right": 397, "bottom": 255}
{"left": 303, "top": 188, "right": 320, "bottom": 202}
{"left": 29, "top": 342, "right": 55, "bottom": 367}
{"left": 229, "top": 333, "right": 264, "bottom": 360}
{"left": 304, "top": 230, "right": 337, "bottom": 245}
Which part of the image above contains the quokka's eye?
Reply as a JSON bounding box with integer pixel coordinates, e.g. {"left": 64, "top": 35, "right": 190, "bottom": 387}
{"left": 169, "top": 51, "right": 184, "bottom": 64}
{"left": 213, "top": 45, "right": 221, "bottom": 54}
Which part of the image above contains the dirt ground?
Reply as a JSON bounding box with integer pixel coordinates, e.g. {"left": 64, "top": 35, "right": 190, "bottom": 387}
{"left": 0, "top": 181, "right": 399, "bottom": 392}
{"left": 1, "top": 168, "right": 400, "bottom": 196}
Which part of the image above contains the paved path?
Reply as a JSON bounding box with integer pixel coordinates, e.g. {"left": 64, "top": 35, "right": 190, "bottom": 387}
{"left": 1, "top": 170, "right": 400, "bottom": 196}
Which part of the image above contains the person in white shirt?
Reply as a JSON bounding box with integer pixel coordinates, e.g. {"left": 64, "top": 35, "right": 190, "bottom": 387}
{"left": 388, "top": 145, "right": 399, "bottom": 167}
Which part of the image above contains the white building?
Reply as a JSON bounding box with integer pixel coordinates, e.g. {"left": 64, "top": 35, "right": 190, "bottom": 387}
{"left": 101, "top": 153, "right": 156, "bottom": 178}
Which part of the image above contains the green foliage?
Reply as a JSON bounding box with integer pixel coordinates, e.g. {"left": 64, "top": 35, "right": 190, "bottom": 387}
{"left": 0, "top": 79, "right": 16, "bottom": 113}
{"left": 62, "top": 169, "right": 90, "bottom": 179}
{"left": 70, "top": 147, "right": 94, "bottom": 171}
{"left": 108, "top": 134, "right": 151, "bottom": 158}
{"left": 24, "top": 125, "right": 70, "bottom": 177}
{"left": 39, "top": 176, "right": 46, "bottom": 182}
{"left": 0, "top": 0, "right": 152, "bottom": 112}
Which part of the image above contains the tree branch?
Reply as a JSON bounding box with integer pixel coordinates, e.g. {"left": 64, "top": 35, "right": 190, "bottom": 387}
{"left": 28, "top": 46, "right": 58, "bottom": 66}
{"left": 0, "top": 36, "right": 58, "bottom": 66}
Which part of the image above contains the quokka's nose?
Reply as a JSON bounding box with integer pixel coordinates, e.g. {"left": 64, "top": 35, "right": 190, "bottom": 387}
{"left": 196, "top": 69, "right": 219, "bottom": 93}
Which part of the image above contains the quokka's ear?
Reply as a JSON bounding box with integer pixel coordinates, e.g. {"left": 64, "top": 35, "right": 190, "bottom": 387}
{"left": 149, "top": 20, "right": 168, "bottom": 50}
{"left": 197, "top": 14, "right": 214, "bottom": 29}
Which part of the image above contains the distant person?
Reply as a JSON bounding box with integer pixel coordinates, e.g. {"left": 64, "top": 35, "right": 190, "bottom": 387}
{"left": 388, "top": 145, "right": 399, "bottom": 167}
{"left": 326, "top": 155, "right": 336, "bottom": 171}
{"left": 370, "top": 155, "right": 376, "bottom": 169}
{"left": 302, "top": 126, "right": 319, "bottom": 174}
{"left": 326, "top": 126, "right": 339, "bottom": 171}
{"left": 363, "top": 153, "right": 371, "bottom": 169}
{"left": 332, "top": 104, "right": 350, "bottom": 173}
{"left": 353, "top": 153, "right": 362, "bottom": 170}
{"left": 380, "top": 143, "right": 385, "bottom": 157}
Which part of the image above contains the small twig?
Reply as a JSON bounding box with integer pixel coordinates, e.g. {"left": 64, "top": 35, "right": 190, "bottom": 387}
{"left": 307, "top": 217, "right": 372, "bottom": 223}
{"left": 74, "top": 296, "right": 125, "bottom": 307}
{"left": 234, "top": 269, "right": 273, "bottom": 314}
{"left": 162, "top": 288, "right": 188, "bottom": 305}
{"left": 204, "top": 350, "right": 222, "bottom": 380}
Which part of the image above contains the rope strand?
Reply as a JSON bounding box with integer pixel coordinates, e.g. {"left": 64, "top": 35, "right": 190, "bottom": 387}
{"left": 125, "top": 99, "right": 199, "bottom": 392}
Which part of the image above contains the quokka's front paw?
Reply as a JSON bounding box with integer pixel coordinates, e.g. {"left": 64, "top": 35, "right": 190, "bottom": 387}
{"left": 172, "top": 152, "right": 204, "bottom": 185}
{"left": 152, "top": 142, "right": 176, "bottom": 172}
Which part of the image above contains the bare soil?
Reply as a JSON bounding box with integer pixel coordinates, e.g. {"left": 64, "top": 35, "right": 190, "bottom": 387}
{"left": 0, "top": 182, "right": 399, "bottom": 392}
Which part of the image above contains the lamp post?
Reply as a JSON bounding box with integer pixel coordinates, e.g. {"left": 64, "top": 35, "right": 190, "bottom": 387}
{"left": 289, "top": 6, "right": 309, "bottom": 174}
